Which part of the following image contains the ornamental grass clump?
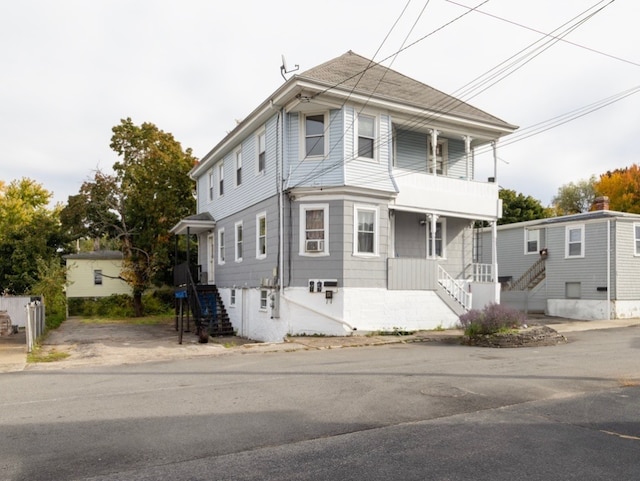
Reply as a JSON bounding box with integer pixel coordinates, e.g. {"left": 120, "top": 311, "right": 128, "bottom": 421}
{"left": 458, "top": 303, "right": 526, "bottom": 338}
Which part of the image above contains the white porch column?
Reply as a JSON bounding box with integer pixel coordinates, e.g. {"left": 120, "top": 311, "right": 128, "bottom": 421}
{"left": 491, "top": 220, "right": 498, "bottom": 283}
{"left": 463, "top": 135, "right": 472, "bottom": 180}
{"left": 429, "top": 129, "right": 439, "bottom": 175}
{"left": 429, "top": 214, "right": 439, "bottom": 259}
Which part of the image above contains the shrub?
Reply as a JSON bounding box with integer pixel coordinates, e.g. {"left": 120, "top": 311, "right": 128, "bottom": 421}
{"left": 458, "top": 303, "right": 525, "bottom": 337}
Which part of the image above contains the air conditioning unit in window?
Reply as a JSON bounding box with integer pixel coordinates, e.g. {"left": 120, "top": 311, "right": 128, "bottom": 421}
{"left": 306, "top": 239, "right": 324, "bottom": 252}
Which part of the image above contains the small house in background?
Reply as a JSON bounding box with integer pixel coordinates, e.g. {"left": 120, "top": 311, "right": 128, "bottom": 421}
{"left": 480, "top": 197, "right": 640, "bottom": 320}
{"left": 63, "top": 250, "right": 132, "bottom": 299}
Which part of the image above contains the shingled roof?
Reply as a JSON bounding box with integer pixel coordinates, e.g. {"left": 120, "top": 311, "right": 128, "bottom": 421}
{"left": 297, "top": 50, "right": 516, "bottom": 130}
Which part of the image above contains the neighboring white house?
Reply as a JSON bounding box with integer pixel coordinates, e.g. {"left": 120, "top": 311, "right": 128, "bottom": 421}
{"left": 480, "top": 199, "right": 640, "bottom": 320}
{"left": 172, "top": 51, "right": 518, "bottom": 342}
{"left": 63, "top": 250, "right": 132, "bottom": 299}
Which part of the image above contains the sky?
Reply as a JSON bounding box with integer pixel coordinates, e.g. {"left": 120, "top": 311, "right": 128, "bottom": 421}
{"left": 1, "top": 0, "right": 639, "bottom": 208}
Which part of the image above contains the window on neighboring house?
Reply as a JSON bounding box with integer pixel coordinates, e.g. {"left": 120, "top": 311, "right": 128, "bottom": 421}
{"left": 94, "top": 269, "right": 103, "bottom": 285}
{"left": 218, "top": 229, "right": 225, "bottom": 264}
{"left": 354, "top": 206, "right": 377, "bottom": 255}
{"left": 235, "top": 222, "right": 243, "bottom": 262}
{"left": 428, "top": 220, "right": 445, "bottom": 258}
{"left": 566, "top": 282, "right": 581, "bottom": 299}
{"left": 428, "top": 139, "right": 448, "bottom": 175}
{"left": 208, "top": 169, "right": 214, "bottom": 201}
{"left": 566, "top": 225, "right": 584, "bottom": 258}
{"left": 259, "top": 290, "right": 268, "bottom": 311}
{"left": 257, "top": 131, "right": 266, "bottom": 173}
{"left": 230, "top": 288, "right": 236, "bottom": 307}
{"left": 300, "top": 204, "right": 328, "bottom": 255}
{"left": 256, "top": 213, "right": 267, "bottom": 259}
{"left": 526, "top": 229, "right": 540, "bottom": 254}
{"left": 218, "top": 162, "right": 224, "bottom": 196}
{"left": 635, "top": 223, "right": 640, "bottom": 255}
{"left": 235, "top": 149, "right": 242, "bottom": 186}
{"left": 357, "top": 115, "right": 375, "bottom": 159}
{"left": 305, "top": 114, "right": 325, "bottom": 157}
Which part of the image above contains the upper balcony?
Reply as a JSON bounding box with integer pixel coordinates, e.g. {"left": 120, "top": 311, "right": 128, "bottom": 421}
{"left": 391, "top": 169, "right": 500, "bottom": 220}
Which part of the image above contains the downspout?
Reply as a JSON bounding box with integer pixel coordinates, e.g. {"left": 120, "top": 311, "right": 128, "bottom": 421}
{"left": 607, "top": 219, "right": 611, "bottom": 320}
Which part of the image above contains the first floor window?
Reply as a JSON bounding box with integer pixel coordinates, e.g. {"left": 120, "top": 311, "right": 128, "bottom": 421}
{"left": 94, "top": 269, "right": 103, "bottom": 285}
{"left": 260, "top": 290, "right": 268, "bottom": 311}
{"left": 301, "top": 205, "right": 328, "bottom": 255}
{"left": 257, "top": 213, "right": 267, "bottom": 259}
{"left": 566, "top": 282, "right": 581, "bottom": 299}
{"left": 235, "top": 222, "right": 243, "bottom": 262}
{"left": 218, "top": 229, "right": 225, "bottom": 264}
{"left": 635, "top": 223, "right": 640, "bottom": 255}
{"left": 428, "top": 221, "right": 444, "bottom": 258}
{"left": 355, "top": 206, "right": 377, "bottom": 255}
{"left": 526, "top": 229, "right": 540, "bottom": 254}
{"left": 566, "top": 225, "right": 584, "bottom": 258}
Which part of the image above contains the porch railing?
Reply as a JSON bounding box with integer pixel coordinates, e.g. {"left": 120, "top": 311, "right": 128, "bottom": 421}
{"left": 472, "top": 263, "right": 493, "bottom": 283}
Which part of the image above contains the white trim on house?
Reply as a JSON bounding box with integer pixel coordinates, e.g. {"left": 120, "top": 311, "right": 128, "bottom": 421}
{"left": 299, "top": 203, "right": 329, "bottom": 256}
{"left": 353, "top": 204, "right": 379, "bottom": 257}
{"left": 565, "top": 224, "right": 585, "bottom": 258}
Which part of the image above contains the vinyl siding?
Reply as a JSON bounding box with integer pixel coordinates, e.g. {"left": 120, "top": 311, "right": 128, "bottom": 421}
{"left": 613, "top": 220, "right": 640, "bottom": 300}
{"left": 210, "top": 196, "right": 280, "bottom": 288}
{"left": 65, "top": 258, "right": 132, "bottom": 298}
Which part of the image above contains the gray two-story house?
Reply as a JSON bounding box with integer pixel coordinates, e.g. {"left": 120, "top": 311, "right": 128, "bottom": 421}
{"left": 172, "top": 51, "right": 517, "bottom": 341}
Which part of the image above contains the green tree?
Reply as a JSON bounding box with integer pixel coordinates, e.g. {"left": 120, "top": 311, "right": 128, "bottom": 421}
{"left": 0, "top": 178, "right": 66, "bottom": 294}
{"left": 498, "top": 189, "right": 552, "bottom": 225}
{"left": 551, "top": 176, "right": 597, "bottom": 215}
{"left": 65, "top": 118, "right": 197, "bottom": 315}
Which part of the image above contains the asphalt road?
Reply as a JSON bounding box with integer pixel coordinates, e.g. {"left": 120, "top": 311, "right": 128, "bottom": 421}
{"left": 1, "top": 327, "right": 639, "bottom": 480}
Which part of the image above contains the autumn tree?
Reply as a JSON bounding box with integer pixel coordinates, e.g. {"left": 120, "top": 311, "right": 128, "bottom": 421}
{"left": 551, "top": 176, "right": 597, "bottom": 215}
{"left": 595, "top": 164, "right": 640, "bottom": 213}
{"left": 498, "top": 188, "right": 552, "bottom": 225}
{"left": 63, "top": 118, "right": 197, "bottom": 316}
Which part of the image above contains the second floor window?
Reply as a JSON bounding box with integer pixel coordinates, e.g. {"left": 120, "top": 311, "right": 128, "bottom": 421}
{"left": 526, "top": 229, "right": 540, "bottom": 254}
{"left": 257, "top": 131, "right": 266, "bottom": 173}
{"left": 428, "top": 140, "right": 447, "bottom": 175}
{"left": 236, "top": 149, "right": 242, "bottom": 186}
{"left": 208, "top": 170, "right": 214, "bottom": 200}
{"left": 305, "top": 114, "right": 325, "bottom": 157}
{"left": 218, "top": 162, "right": 224, "bottom": 196}
{"left": 358, "top": 115, "right": 375, "bottom": 159}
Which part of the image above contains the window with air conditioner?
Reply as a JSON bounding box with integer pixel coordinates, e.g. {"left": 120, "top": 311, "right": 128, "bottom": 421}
{"left": 300, "top": 204, "right": 329, "bottom": 256}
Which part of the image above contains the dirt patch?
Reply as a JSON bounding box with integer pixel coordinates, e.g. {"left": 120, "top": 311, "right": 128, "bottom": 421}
{"left": 462, "top": 325, "right": 567, "bottom": 348}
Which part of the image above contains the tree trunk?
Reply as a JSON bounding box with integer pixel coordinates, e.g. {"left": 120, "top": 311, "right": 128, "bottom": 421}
{"left": 132, "top": 291, "right": 144, "bottom": 317}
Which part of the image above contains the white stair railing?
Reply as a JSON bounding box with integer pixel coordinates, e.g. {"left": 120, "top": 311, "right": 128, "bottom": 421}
{"left": 438, "top": 266, "right": 472, "bottom": 310}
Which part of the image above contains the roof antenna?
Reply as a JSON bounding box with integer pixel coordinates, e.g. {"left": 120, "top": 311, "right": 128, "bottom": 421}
{"left": 280, "top": 54, "right": 299, "bottom": 81}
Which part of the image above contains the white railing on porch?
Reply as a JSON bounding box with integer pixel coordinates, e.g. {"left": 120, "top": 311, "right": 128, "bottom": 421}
{"left": 438, "top": 266, "right": 472, "bottom": 311}
{"left": 472, "top": 263, "right": 493, "bottom": 283}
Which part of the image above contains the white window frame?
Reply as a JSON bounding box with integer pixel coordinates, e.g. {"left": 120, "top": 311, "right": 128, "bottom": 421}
{"left": 235, "top": 148, "right": 242, "bottom": 187}
{"left": 299, "top": 204, "right": 329, "bottom": 256}
{"left": 217, "top": 228, "right": 225, "bottom": 265}
{"left": 428, "top": 139, "right": 448, "bottom": 175}
{"left": 256, "top": 212, "right": 267, "bottom": 259}
{"left": 235, "top": 221, "right": 243, "bottom": 262}
{"left": 229, "top": 288, "right": 236, "bottom": 307}
{"left": 353, "top": 205, "right": 378, "bottom": 256}
{"left": 565, "top": 224, "right": 585, "bottom": 258}
{"left": 634, "top": 223, "right": 640, "bottom": 256}
{"left": 302, "top": 112, "right": 328, "bottom": 159}
{"left": 256, "top": 129, "right": 266, "bottom": 174}
{"left": 356, "top": 114, "right": 376, "bottom": 161}
{"left": 259, "top": 290, "right": 268, "bottom": 311}
{"left": 207, "top": 233, "right": 215, "bottom": 284}
{"left": 208, "top": 169, "right": 214, "bottom": 201}
{"left": 428, "top": 219, "right": 446, "bottom": 259}
{"left": 525, "top": 229, "right": 540, "bottom": 255}
{"left": 218, "top": 161, "right": 224, "bottom": 197}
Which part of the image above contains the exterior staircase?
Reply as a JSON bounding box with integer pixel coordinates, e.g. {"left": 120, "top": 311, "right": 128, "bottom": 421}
{"left": 506, "top": 257, "right": 546, "bottom": 291}
{"left": 193, "top": 285, "right": 235, "bottom": 337}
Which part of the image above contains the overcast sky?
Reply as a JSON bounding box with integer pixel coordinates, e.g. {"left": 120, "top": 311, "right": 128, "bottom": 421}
{"left": 2, "top": 0, "right": 639, "bottom": 207}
